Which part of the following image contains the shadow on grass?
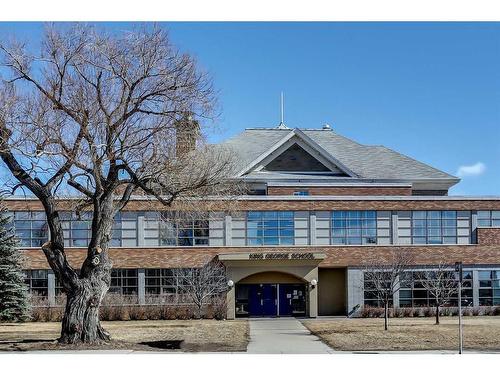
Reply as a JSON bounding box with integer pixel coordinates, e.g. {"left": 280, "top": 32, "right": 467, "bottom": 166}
{"left": 0, "top": 339, "right": 55, "bottom": 344}
{"left": 139, "top": 340, "right": 183, "bottom": 350}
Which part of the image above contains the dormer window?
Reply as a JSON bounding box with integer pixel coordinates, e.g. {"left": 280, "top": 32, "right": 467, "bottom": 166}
{"left": 293, "top": 190, "right": 310, "bottom": 196}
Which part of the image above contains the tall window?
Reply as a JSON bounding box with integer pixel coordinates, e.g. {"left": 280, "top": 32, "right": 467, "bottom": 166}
{"left": 144, "top": 212, "right": 209, "bottom": 246}
{"left": 363, "top": 272, "right": 392, "bottom": 307}
{"left": 61, "top": 212, "right": 138, "bottom": 247}
{"left": 144, "top": 268, "right": 226, "bottom": 303}
{"left": 477, "top": 211, "right": 500, "bottom": 227}
{"left": 61, "top": 212, "right": 92, "bottom": 247}
{"left": 411, "top": 211, "right": 457, "bottom": 244}
{"left": 111, "top": 212, "right": 138, "bottom": 247}
{"left": 478, "top": 270, "right": 500, "bottom": 306}
{"left": 55, "top": 277, "right": 64, "bottom": 296}
{"left": 399, "top": 271, "right": 473, "bottom": 307}
{"left": 109, "top": 269, "right": 138, "bottom": 295}
{"left": 145, "top": 269, "right": 178, "bottom": 295}
{"left": 246, "top": 211, "right": 294, "bottom": 245}
{"left": 13, "top": 212, "right": 48, "bottom": 247}
{"left": 332, "top": 211, "right": 377, "bottom": 245}
{"left": 24, "top": 270, "right": 48, "bottom": 296}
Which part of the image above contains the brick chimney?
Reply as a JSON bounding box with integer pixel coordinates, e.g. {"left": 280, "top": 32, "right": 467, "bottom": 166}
{"left": 175, "top": 113, "right": 200, "bottom": 157}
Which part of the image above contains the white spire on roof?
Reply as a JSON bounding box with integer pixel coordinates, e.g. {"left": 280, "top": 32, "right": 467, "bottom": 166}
{"left": 277, "top": 91, "right": 289, "bottom": 129}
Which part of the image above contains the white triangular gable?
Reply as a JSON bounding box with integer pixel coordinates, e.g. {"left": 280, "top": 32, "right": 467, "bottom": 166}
{"left": 236, "top": 128, "right": 357, "bottom": 177}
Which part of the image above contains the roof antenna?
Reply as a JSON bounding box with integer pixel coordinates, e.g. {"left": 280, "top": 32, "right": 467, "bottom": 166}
{"left": 277, "top": 91, "right": 289, "bottom": 129}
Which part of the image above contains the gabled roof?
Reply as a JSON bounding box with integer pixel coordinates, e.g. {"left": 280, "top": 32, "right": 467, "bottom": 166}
{"left": 221, "top": 127, "right": 459, "bottom": 186}
{"left": 233, "top": 128, "right": 356, "bottom": 177}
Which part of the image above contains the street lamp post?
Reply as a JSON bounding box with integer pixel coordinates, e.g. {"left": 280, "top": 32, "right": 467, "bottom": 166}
{"left": 455, "top": 261, "right": 463, "bottom": 354}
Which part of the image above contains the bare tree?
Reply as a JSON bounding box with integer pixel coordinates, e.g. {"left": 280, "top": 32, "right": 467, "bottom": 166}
{"left": 416, "top": 264, "right": 459, "bottom": 325}
{"left": 363, "top": 250, "right": 413, "bottom": 330}
{"left": 174, "top": 260, "right": 228, "bottom": 319}
{"left": 0, "top": 24, "right": 237, "bottom": 343}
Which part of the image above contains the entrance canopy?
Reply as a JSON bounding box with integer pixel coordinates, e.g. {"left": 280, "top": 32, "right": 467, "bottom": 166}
{"left": 218, "top": 251, "right": 325, "bottom": 283}
{"left": 220, "top": 252, "right": 325, "bottom": 319}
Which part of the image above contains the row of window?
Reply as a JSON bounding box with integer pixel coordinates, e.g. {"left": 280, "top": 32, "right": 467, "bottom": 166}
{"left": 398, "top": 271, "right": 473, "bottom": 307}
{"left": 108, "top": 269, "right": 203, "bottom": 296}
{"left": 22, "top": 268, "right": 500, "bottom": 308}
{"left": 10, "top": 211, "right": 207, "bottom": 248}
{"left": 364, "top": 269, "right": 500, "bottom": 307}
{"left": 241, "top": 211, "right": 379, "bottom": 246}
{"left": 9, "top": 210, "right": 500, "bottom": 248}
{"left": 24, "top": 268, "right": 224, "bottom": 298}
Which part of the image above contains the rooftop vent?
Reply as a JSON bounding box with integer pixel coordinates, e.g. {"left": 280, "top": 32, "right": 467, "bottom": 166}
{"left": 322, "top": 123, "right": 331, "bottom": 130}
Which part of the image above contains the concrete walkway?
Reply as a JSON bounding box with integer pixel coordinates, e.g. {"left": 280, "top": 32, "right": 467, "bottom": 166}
{"left": 246, "top": 317, "right": 334, "bottom": 354}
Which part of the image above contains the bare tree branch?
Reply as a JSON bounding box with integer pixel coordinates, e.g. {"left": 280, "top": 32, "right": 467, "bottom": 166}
{"left": 174, "top": 260, "right": 228, "bottom": 318}
{"left": 0, "top": 23, "right": 235, "bottom": 344}
{"left": 363, "top": 250, "right": 414, "bottom": 330}
{"left": 416, "top": 263, "right": 460, "bottom": 324}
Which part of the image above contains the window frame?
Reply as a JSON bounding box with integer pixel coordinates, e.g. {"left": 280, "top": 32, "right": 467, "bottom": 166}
{"left": 245, "top": 211, "right": 295, "bottom": 246}
{"left": 24, "top": 269, "right": 49, "bottom": 297}
{"left": 398, "top": 270, "right": 473, "bottom": 308}
{"left": 363, "top": 272, "right": 393, "bottom": 307}
{"left": 331, "top": 210, "right": 377, "bottom": 245}
{"left": 411, "top": 211, "right": 457, "bottom": 245}
{"left": 477, "top": 211, "right": 500, "bottom": 228}
{"left": 109, "top": 269, "right": 139, "bottom": 295}
{"left": 478, "top": 269, "right": 500, "bottom": 306}
{"left": 13, "top": 211, "right": 49, "bottom": 247}
{"left": 143, "top": 212, "right": 210, "bottom": 247}
{"left": 145, "top": 268, "right": 179, "bottom": 296}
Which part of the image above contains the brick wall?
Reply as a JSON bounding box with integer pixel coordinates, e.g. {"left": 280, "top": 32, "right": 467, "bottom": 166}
{"left": 477, "top": 227, "right": 500, "bottom": 245}
{"left": 6, "top": 198, "right": 500, "bottom": 211}
{"left": 267, "top": 186, "right": 413, "bottom": 196}
{"left": 20, "top": 244, "right": 500, "bottom": 270}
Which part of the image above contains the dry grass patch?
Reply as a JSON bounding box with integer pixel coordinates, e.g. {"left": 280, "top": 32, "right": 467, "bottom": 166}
{"left": 303, "top": 316, "right": 500, "bottom": 351}
{"left": 0, "top": 320, "right": 249, "bottom": 352}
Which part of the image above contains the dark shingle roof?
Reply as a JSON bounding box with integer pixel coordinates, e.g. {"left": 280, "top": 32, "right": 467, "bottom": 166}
{"left": 221, "top": 128, "right": 458, "bottom": 181}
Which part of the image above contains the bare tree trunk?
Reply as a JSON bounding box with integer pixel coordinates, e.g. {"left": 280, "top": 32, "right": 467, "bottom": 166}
{"left": 384, "top": 302, "right": 388, "bottom": 331}
{"left": 435, "top": 304, "right": 440, "bottom": 325}
{"left": 60, "top": 279, "right": 110, "bottom": 344}
{"left": 59, "top": 200, "right": 114, "bottom": 344}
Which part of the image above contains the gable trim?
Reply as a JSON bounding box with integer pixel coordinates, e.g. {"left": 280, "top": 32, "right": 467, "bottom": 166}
{"left": 294, "top": 129, "right": 358, "bottom": 177}
{"left": 254, "top": 138, "right": 343, "bottom": 174}
{"left": 259, "top": 142, "right": 332, "bottom": 173}
{"left": 235, "top": 128, "right": 357, "bottom": 177}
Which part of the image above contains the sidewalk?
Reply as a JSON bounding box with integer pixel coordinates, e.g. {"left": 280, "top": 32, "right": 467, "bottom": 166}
{"left": 246, "top": 317, "right": 334, "bottom": 354}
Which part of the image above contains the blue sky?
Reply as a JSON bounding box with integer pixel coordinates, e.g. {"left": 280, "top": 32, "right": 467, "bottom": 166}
{"left": 0, "top": 22, "right": 498, "bottom": 195}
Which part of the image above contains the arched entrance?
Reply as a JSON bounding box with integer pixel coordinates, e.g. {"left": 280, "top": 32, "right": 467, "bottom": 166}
{"left": 235, "top": 271, "right": 307, "bottom": 317}
{"left": 219, "top": 251, "right": 325, "bottom": 319}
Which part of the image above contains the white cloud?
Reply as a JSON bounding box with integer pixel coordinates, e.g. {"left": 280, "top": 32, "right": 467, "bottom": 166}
{"left": 456, "top": 162, "right": 486, "bottom": 178}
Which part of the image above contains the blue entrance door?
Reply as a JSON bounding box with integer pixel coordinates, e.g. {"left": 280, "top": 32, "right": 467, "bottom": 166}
{"left": 262, "top": 284, "right": 277, "bottom": 316}
{"left": 279, "top": 285, "right": 293, "bottom": 316}
{"left": 248, "top": 285, "right": 261, "bottom": 316}
{"left": 248, "top": 284, "right": 277, "bottom": 316}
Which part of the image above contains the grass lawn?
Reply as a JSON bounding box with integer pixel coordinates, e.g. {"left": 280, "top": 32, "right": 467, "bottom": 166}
{"left": 302, "top": 316, "right": 500, "bottom": 351}
{"left": 0, "top": 320, "right": 249, "bottom": 352}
